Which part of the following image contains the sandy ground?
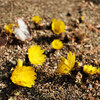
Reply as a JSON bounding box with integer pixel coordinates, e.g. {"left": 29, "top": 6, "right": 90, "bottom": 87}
{"left": 0, "top": 0, "right": 100, "bottom": 100}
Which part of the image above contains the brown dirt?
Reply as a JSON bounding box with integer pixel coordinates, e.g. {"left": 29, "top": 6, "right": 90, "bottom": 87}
{"left": 0, "top": 0, "right": 100, "bottom": 100}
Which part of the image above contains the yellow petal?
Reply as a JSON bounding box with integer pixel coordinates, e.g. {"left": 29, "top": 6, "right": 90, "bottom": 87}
{"left": 4, "top": 24, "right": 14, "bottom": 34}
{"left": 32, "top": 16, "right": 42, "bottom": 24}
{"left": 17, "top": 59, "right": 23, "bottom": 67}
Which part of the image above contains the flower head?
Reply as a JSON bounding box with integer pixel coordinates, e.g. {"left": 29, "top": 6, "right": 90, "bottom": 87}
{"left": 28, "top": 45, "right": 46, "bottom": 66}
{"left": 56, "top": 51, "right": 75, "bottom": 75}
{"left": 10, "top": 59, "right": 37, "bottom": 88}
{"left": 83, "top": 65, "right": 97, "bottom": 75}
{"left": 51, "top": 39, "right": 63, "bottom": 49}
{"left": 4, "top": 24, "right": 14, "bottom": 34}
{"left": 32, "top": 16, "right": 42, "bottom": 24}
{"left": 51, "top": 19, "right": 65, "bottom": 35}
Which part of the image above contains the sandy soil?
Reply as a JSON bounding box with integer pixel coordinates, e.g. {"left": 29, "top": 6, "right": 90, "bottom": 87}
{"left": 0, "top": 0, "right": 100, "bottom": 100}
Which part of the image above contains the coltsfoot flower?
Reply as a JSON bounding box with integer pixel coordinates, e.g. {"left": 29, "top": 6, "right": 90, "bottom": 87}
{"left": 56, "top": 51, "right": 75, "bottom": 75}
{"left": 51, "top": 39, "right": 63, "bottom": 49}
{"left": 28, "top": 45, "right": 46, "bottom": 66}
{"left": 4, "top": 24, "right": 14, "bottom": 34}
{"left": 10, "top": 59, "right": 37, "bottom": 88}
{"left": 32, "top": 16, "right": 42, "bottom": 24}
{"left": 83, "top": 65, "right": 97, "bottom": 75}
{"left": 51, "top": 18, "right": 65, "bottom": 35}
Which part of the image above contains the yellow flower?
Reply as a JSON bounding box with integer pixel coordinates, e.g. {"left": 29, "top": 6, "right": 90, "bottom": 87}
{"left": 32, "top": 16, "right": 42, "bottom": 24}
{"left": 97, "top": 68, "right": 100, "bottom": 75}
{"left": 10, "top": 59, "right": 37, "bottom": 88}
{"left": 4, "top": 24, "right": 14, "bottom": 34}
{"left": 51, "top": 39, "right": 63, "bottom": 49}
{"left": 83, "top": 65, "right": 97, "bottom": 75}
{"left": 28, "top": 45, "right": 46, "bottom": 66}
{"left": 51, "top": 19, "right": 65, "bottom": 35}
{"left": 56, "top": 51, "right": 75, "bottom": 75}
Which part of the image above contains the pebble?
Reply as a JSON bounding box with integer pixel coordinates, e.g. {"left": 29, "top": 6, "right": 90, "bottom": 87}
{"left": 88, "top": 83, "right": 92, "bottom": 91}
{"left": 17, "top": 45, "right": 21, "bottom": 50}
{"left": 40, "top": 31, "right": 46, "bottom": 35}
{"left": 0, "top": 83, "right": 7, "bottom": 88}
{"left": 9, "top": 60, "right": 16, "bottom": 65}
{"left": 4, "top": 52, "right": 9, "bottom": 56}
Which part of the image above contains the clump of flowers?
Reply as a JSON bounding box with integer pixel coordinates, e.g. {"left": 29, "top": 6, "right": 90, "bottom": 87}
{"left": 32, "top": 16, "right": 42, "bottom": 24}
{"left": 56, "top": 51, "right": 75, "bottom": 75}
{"left": 51, "top": 18, "right": 65, "bottom": 35}
{"left": 4, "top": 24, "right": 14, "bottom": 34}
{"left": 10, "top": 59, "right": 37, "bottom": 88}
{"left": 28, "top": 45, "right": 46, "bottom": 66}
{"left": 51, "top": 39, "right": 63, "bottom": 49}
{"left": 83, "top": 65, "right": 97, "bottom": 75}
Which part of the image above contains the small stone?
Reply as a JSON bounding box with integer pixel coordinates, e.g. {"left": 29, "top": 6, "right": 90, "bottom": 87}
{"left": 14, "top": 91, "right": 21, "bottom": 96}
{"left": 0, "top": 83, "right": 7, "bottom": 88}
{"left": 10, "top": 60, "right": 16, "bottom": 65}
{"left": 17, "top": 45, "right": 21, "bottom": 50}
{"left": 88, "top": 84, "right": 92, "bottom": 91}
{"left": 75, "top": 72, "right": 82, "bottom": 84}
